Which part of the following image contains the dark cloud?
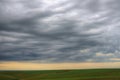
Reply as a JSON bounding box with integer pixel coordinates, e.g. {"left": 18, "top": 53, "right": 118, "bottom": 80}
{"left": 0, "top": 0, "right": 120, "bottom": 63}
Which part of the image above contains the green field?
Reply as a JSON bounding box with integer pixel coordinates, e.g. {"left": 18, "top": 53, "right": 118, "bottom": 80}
{"left": 0, "top": 69, "right": 120, "bottom": 80}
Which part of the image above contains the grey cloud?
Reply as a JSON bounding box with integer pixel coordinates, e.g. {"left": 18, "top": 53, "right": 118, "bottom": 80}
{"left": 0, "top": 0, "right": 120, "bottom": 63}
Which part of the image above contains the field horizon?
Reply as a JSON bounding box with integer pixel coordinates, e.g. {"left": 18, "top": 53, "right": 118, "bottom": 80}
{"left": 0, "top": 68, "right": 120, "bottom": 71}
{"left": 0, "top": 68, "right": 120, "bottom": 80}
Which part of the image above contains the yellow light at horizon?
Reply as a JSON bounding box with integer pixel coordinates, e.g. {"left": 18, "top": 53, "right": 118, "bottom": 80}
{"left": 0, "top": 61, "right": 120, "bottom": 70}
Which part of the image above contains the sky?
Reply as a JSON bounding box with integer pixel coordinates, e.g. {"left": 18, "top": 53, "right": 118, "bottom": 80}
{"left": 0, "top": 0, "right": 120, "bottom": 70}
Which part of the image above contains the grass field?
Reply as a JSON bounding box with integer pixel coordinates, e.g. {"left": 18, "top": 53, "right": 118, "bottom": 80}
{"left": 0, "top": 69, "right": 120, "bottom": 80}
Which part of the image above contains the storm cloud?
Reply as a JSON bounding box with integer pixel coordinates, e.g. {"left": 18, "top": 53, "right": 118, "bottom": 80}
{"left": 0, "top": 0, "right": 120, "bottom": 63}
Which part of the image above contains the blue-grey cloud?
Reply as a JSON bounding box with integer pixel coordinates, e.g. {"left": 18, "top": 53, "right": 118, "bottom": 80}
{"left": 0, "top": 0, "right": 120, "bottom": 63}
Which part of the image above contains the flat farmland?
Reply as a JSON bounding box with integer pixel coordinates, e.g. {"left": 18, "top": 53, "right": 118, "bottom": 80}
{"left": 0, "top": 69, "right": 120, "bottom": 80}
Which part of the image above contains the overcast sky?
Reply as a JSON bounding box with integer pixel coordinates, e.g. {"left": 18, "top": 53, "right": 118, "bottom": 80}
{"left": 0, "top": 0, "right": 120, "bottom": 63}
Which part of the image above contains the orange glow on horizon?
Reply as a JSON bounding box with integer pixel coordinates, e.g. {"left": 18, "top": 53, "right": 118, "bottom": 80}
{"left": 0, "top": 61, "right": 120, "bottom": 70}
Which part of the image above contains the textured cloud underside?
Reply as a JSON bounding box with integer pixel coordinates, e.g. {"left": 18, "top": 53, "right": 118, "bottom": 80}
{"left": 0, "top": 0, "right": 120, "bottom": 62}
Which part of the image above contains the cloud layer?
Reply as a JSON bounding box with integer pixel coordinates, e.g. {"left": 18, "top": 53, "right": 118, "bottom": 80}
{"left": 0, "top": 0, "right": 120, "bottom": 63}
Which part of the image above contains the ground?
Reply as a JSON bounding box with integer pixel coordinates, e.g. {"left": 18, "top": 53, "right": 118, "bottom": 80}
{"left": 0, "top": 69, "right": 120, "bottom": 80}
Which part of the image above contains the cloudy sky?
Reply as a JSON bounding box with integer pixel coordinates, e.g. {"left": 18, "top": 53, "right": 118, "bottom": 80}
{"left": 0, "top": 0, "right": 120, "bottom": 70}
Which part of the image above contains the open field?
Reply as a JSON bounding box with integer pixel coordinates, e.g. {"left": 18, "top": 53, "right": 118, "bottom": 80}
{"left": 0, "top": 69, "right": 120, "bottom": 80}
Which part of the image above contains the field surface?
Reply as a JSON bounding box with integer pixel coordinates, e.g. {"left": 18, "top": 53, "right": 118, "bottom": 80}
{"left": 0, "top": 69, "right": 120, "bottom": 80}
